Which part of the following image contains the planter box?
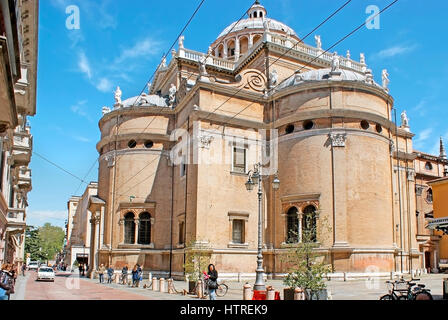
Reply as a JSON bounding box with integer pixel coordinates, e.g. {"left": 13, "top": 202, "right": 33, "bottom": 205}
{"left": 306, "top": 289, "right": 328, "bottom": 300}
{"left": 283, "top": 288, "right": 295, "bottom": 300}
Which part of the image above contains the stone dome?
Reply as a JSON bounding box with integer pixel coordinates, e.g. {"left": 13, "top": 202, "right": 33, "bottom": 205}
{"left": 276, "top": 68, "right": 382, "bottom": 91}
{"left": 217, "top": 17, "right": 297, "bottom": 40}
{"left": 121, "top": 94, "right": 168, "bottom": 108}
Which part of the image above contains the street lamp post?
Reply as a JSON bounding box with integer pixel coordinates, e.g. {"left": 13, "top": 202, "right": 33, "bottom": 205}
{"left": 245, "top": 164, "right": 280, "bottom": 292}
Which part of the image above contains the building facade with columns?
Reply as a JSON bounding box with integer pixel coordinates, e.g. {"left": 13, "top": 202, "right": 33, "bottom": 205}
{"left": 85, "top": 2, "right": 439, "bottom": 278}
{"left": 0, "top": 0, "right": 39, "bottom": 268}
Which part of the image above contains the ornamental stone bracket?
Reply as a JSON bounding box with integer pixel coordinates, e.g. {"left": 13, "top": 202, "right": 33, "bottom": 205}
{"left": 198, "top": 134, "right": 214, "bottom": 149}
{"left": 329, "top": 133, "right": 347, "bottom": 148}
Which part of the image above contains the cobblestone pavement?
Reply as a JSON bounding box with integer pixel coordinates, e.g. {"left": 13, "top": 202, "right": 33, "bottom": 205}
{"left": 12, "top": 270, "right": 447, "bottom": 300}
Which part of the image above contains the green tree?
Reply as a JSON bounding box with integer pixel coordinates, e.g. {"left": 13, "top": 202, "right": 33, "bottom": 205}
{"left": 38, "top": 223, "right": 65, "bottom": 263}
{"left": 282, "top": 214, "right": 332, "bottom": 300}
{"left": 183, "top": 240, "right": 211, "bottom": 283}
{"left": 24, "top": 226, "right": 45, "bottom": 261}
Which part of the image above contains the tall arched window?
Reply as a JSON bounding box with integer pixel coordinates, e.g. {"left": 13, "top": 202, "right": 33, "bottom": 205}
{"left": 286, "top": 207, "right": 299, "bottom": 243}
{"left": 302, "top": 205, "right": 317, "bottom": 242}
{"left": 138, "top": 212, "right": 151, "bottom": 245}
{"left": 124, "top": 212, "right": 135, "bottom": 244}
{"left": 426, "top": 188, "right": 433, "bottom": 203}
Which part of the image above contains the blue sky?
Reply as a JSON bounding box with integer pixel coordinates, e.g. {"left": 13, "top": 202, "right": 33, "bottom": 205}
{"left": 28, "top": 0, "right": 448, "bottom": 228}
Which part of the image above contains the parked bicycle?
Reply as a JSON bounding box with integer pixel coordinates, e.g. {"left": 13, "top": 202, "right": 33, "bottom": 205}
{"left": 380, "top": 278, "right": 433, "bottom": 300}
{"left": 193, "top": 274, "right": 229, "bottom": 298}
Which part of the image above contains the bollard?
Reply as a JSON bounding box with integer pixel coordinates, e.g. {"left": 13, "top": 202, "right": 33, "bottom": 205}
{"left": 294, "top": 288, "right": 306, "bottom": 300}
{"left": 152, "top": 277, "right": 158, "bottom": 291}
{"left": 159, "top": 278, "right": 166, "bottom": 293}
{"left": 243, "top": 283, "right": 252, "bottom": 300}
{"left": 167, "top": 278, "right": 175, "bottom": 294}
{"left": 343, "top": 272, "right": 347, "bottom": 282}
{"left": 115, "top": 273, "right": 120, "bottom": 284}
{"left": 390, "top": 272, "right": 394, "bottom": 280}
{"left": 148, "top": 272, "right": 152, "bottom": 282}
{"left": 197, "top": 279, "right": 203, "bottom": 299}
{"left": 238, "top": 273, "right": 241, "bottom": 283}
{"left": 267, "top": 286, "right": 275, "bottom": 300}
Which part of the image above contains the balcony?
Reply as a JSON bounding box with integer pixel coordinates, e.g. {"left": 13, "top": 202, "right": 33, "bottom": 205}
{"left": 12, "top": 130, "right": 32, "bottom": 165}
{"left": 7, "top": 208, "right": 26, "bottom": 229}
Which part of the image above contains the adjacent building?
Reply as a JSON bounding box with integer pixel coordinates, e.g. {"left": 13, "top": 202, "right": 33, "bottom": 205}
{"left": 0, "top": 0, "right": 39, "bottom": 268}
{"left": 64, "top": 183, "right": 100, "bottom": 270}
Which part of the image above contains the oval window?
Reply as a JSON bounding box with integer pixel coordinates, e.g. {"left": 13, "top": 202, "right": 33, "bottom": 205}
{"left": 375, "top": 124, "right": 382, "bottom": 133}
{"left": 361, "top": 120, "right": 370, "bottom": 130}
{"left": 303, "top": 120, "right": 314, "bottom": 130}
{"left": 128, "top": 140, "right": 137, "bottom": 149}
{"left": 144, "top": 140, "right": 154, "bottom": 149}
{"left": 285, "top": 125, "right": 295, "bottom": 134}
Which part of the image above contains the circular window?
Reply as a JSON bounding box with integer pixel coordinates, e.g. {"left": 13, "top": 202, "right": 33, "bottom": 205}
{"left": 375, "top": 124, "right": 383, "bottom": 133}
{"left": 303, "top": 120, "right": 314, "bottom": 130}
{"left": 425, "top": 162, "right": 433, "bottom": 170}
{"left": 128, "top": 140, "right": 137, "bottom": 149}
{"left": 285, "top": 125, "right": 295, "bottom": 134}
{"left": 144, "top": 140, "right": 154, "bottom": 149}
{"left": 360, "top": 120, "right": 370, "bottom": 130}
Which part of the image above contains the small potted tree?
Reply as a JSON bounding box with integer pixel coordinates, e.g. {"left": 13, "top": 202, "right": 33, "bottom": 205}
{"left": 183, "top": 240, "right": 211, "bottom": 294}
{"left": 282, "top": 214, "right": 332, "bottom": 300}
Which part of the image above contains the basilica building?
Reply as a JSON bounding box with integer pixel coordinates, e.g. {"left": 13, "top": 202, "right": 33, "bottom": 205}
{"left": 81, "top": 2, "right": 446, "bottom": 279}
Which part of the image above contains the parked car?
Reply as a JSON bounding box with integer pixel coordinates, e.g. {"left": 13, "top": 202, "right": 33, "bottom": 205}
{"left": 28, "top": 262, "right": 39, "bottom": 271}
{"left": 36, "top": 267, "right": 55, "bottom": 282}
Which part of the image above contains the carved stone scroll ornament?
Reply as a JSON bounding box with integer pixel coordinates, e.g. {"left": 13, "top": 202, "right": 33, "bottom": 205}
{"left": 231, "top": 69, "right": 268, "bottom": 93}
{"left": 329, "top": 133, "right": 347, "bottom": 147}
{"left": 198, "top": 135, "right": 214, "bottom": 149}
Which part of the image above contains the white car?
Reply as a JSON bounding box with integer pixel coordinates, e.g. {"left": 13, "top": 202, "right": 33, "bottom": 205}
{"left": 28, "top": 262, "right": 39, "bottom": 271}
{"left": 36, "top": 267, "right": 55, "bottom": 282}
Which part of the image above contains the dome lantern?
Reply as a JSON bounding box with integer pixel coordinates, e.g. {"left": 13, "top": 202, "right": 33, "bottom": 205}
{"left": 247, "top": 1, "right": 267, "bottom": 19}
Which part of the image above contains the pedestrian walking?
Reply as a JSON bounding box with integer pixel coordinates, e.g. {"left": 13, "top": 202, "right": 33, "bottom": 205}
{"left": 206, "top": 264, "right": 218, "bottom": 301}
{"left": 121, "top": 265, "right": 128, "bottom": 285}
{"left": 21, "top": 264, "right": 26, "bottom": 277}
{"left": 0, "top": 264, "right": 14, "bottom": 300}
{"left": 137, "top": 264, "right": 143, "bottom": 285}
{"left": 131, "top": 265, "right": 139, "bottom": 287}
{"left": 107, "top": 265, "right": 114, "bottom": 284}
{"left": 98, "top": 264, "right": 106, "bottom": 283}
{"left": 78, "top": 263, "right": 83, "bottom": 277}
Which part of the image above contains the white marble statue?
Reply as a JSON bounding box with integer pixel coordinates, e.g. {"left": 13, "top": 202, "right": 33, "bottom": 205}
{"left": 315, "top": 35, "right": 322, "bottom": 49}
{"left": 331, "top": 52, "right": 340, "bottom": 72}
{"left": 171, "top": 49, "right": 177, "bottom": 58}
{"left": 263, "top": 18, "right": 270, "bottom": 32}
{"left": 360, "top": 53, "right": 366, "bottom": 65}
{"left": 346, "top": 50, "right": 351, "bottom": 59}
{"left": 161, "top": 56, "right": 167, "bottom": 68}
{"left": 169, "top": 84, "right": 177, "bottom": 106}
{"left": 199, "top": 56, "right": 207, "bottom": 75}
{"left": 365, "top": 69, "right": 374, "bottom": 85}
{"left": 382, "top": 69, "right": 390, "bottom": 89}
{"left": 270, "top": 69, "right": 278, "bottom": 88}
{"left": 401, "top": 110, "right": 409, "bottom": 127}
{"left": 147, "top": 82, "right": 152, "bottom": 94}
{"left": 178, "top": 35, "right": 184, "bottom": 49}
{"left": 208, "top": 46, "right": 213, "bottom": 55}
{"left": 114, "top": 86, "right": 122, "bottom": 105}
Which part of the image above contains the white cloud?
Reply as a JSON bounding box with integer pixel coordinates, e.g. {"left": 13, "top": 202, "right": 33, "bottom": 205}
{"left": 96, "top": 78, "right": 113, "bottom": 92}
{"left": 115, "top": 38, "right": 162, "bottom": 64}
{"left": 376, "top": 44, "right": 417, "bottom": 59}
{"left": 27, "top": 210, "right": 67, "bottom": 228}
{"left": 72, "top": 135, "right": 91, "bottom": 143}
{"left": 78, "top": 52, "right": 92, "bottom": 79}
{"left": 70, "top": 100, "right": 93, "bottom": 122}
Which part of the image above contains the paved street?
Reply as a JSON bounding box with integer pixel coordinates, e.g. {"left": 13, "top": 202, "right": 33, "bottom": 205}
{"left": 10, "top": 270, "right": 447, "bottom": 300}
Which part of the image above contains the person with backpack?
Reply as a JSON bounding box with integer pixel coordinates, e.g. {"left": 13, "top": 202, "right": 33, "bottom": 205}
{"left": 0, "top": 264, "right": 14, "bottom": 300}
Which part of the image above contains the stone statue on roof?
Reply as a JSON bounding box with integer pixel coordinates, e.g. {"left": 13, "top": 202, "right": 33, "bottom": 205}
{"left": 401, "top": 110, "right": 409, "bottom": 128}
{"left": 269, "top": 69, "right": 278, "bottom": 88}
{"left": 315, "top": 35, "right": 322, "bottom": 49}
{"left": 114, "top": 86, "right": 122, "bottom": 105}
{"left": 178, "top": 35, "right": 184, "bottom": 49}
{"left": 331, "top": 52, "right": 340, "bottom": 72}
{"left": 382, "top": 69, "right": 390, "bottom": 90}
{"left": 169, "top": 84, "right": 177, "bottom": 106}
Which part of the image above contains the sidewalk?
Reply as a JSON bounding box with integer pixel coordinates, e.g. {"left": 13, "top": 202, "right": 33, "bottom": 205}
{"left": 10, "top": 273, "right": 29, "bottom": 300}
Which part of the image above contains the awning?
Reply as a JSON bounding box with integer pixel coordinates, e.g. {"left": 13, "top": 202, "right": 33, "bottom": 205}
{"left": 427, "top": 217, "right": 448, "bottom": 235}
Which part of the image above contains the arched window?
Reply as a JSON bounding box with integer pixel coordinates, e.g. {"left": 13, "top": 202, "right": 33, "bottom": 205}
{"left": 286, "top": 207, "right": 299, "bottom": 243}
{"left": 138, "top": 212, "right": 151, "bottom": 245}
{"left": 425, "top": 162, "right": 433, "bottom": 170}
{"left": 302, "top": 205, "right": 317, "bottom": 242}
{"left": 426, "top": 188, "right": 433, "bottom": 203}
{"left": 124, "top": 212, "right": 135, "bottom": 244}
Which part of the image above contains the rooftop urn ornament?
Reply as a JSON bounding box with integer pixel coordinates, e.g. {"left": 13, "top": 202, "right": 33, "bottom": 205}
{"left": 401, "top": 110, "right": 409, "bottom": 129}
{"left": 382, "top": 69, "right": 390, "bottom": 91}
{"left": 114, "top": 86, "right": 122, "bottom": 107}
{"left": 208, "top": 46, "right": 213, "bottom": 55}
{"left": 161, "top": 56, "right": 167, "bottom": 68}
{"left": 102, "top": 106, "right": 111, "bottom": 115}
{"left": 365, "top": 69, "right": 374, "bottom": 85}
{"left": 346, "top": 50, "right": 351, "bottom": 59}
{"left": 168, "top": 83, "right": 177, "bottom": 106}
{"left": 315, "top": 35, "right": 322, "bottom": 50}
{"left": 171, "top": 49, "right": 177, "bottom": 58}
